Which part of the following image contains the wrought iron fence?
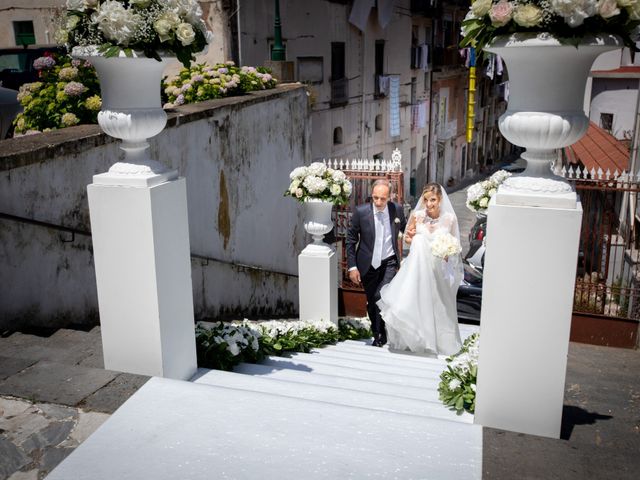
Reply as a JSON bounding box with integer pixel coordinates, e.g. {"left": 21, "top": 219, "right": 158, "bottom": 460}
{"left": 559, "top": 167, "right": 640, "bottom": 321}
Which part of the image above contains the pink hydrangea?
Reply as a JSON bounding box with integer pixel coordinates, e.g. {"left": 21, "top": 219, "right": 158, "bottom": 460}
{"left": 64, "top": 81, "right": 88, "bottom": 97}
{"left": 33, "top": 56, "right": 56, "bottom": 70}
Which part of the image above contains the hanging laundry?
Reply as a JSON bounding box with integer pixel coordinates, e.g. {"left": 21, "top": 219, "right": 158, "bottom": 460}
{"left": 420, "top": 44, "right": 429, "bottom": 72}
{"left": 378, "top": 75, "right": 391, "bottom": 96}
{"left": 389, "top": 75, "right": 400, "bottom": 137}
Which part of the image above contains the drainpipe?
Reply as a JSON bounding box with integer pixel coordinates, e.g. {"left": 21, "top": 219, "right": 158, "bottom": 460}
{"left": 361, "top": 29, "right": 366, "bottom": 159}
{"left": 237, "top": 0, "right": 242, "bottom": 66}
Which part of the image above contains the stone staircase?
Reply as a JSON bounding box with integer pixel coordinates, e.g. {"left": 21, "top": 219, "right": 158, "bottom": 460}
{"left": 46, "top": 326, "right": 482, "bottom": 479}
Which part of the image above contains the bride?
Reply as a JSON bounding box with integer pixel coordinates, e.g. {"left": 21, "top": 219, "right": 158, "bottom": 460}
{"left": 377, "top": 183, "right": 463, "bottom": 356}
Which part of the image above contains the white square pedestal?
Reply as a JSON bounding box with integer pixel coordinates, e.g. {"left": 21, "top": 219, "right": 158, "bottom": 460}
{"left": 474, "top": 197, "right": 582, "bottom": 438}
{"left": 88, "top": 176, "right": 197, "bottom": 380}
{"left": 298, "top": 245, "right": 338, "bottom": 325}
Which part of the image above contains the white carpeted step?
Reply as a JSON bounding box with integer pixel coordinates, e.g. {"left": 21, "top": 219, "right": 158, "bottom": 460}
{"left": 233, "top": 362, "right": 441, "bottom": 401}
{"left": 305, "top": 346, "right": 450, "bottom": 371}
{"left": 193, "top": 368, "right": 472, "bottom": 424}
{"left": 258, "top": 356, "right": 438, "bottom": 388}
{"left": 47, "top": 377, "right": 482, "bottom": 480}
{"left": 282, "top": 350, "right": 445, "bottom": 377}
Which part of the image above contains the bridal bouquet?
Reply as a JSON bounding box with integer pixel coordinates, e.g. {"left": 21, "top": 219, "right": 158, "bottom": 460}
{"left": 284, "top": 162, "right": 353, "bottom": 206}
{"left": 58, "top": 0, "right": 212, "bottom": 67}
{"left": 465, "top": 169, "right": 512, "bottom": 213}
{"left": 431, "top": 231, "right": 462, "bottom": 259}
{"left": 461, "top": 0, "right": 640, "bottom": 54}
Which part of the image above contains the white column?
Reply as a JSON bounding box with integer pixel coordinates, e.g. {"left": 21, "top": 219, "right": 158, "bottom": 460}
{"left": 298, "top": 245, "right": 338, "bottom": 326}
{"left": 88, "top": 173, "right": 197, "bottom": 380}
{"left": 474, "top": 193, "right": 582, "bottom": 439}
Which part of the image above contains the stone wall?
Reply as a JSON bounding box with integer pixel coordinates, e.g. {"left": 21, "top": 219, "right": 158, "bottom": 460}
{"left": 0, "top": 84, "right": 310, "bottom": 329}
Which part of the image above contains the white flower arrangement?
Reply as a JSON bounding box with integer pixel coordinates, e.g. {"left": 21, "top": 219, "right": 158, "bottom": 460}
{"left": 465, "top": 169, "right": 512, "bottom": 213}
{"left": 461, "top": 0, "right": 640, "bottom": 55}
{"left": 59, "top": 0, "right": 213, "bottom": 67}
{"left": 284, "top": 162, "right": 353, "bottom": 206}
{"left": 438, "top": 333, "right": 479, "bottom": 414}
{"left": 431, "top": 231, "right": 462, "bottom": 259}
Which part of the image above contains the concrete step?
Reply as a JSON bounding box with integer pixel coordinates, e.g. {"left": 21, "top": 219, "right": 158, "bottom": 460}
{"left": 47, "top": 377, "right": 482, "bottom": 480}
{"left": 232, "top": 362, "right": 442, "bottom": 401}
{"left": 258, "top": 356, "right": 439, "bottom": 388}
{"left": 323, "top": 342, "right": 449, "bottom": 366}
{"left": 193, "top": 368, "right": 472, "bottom": 424}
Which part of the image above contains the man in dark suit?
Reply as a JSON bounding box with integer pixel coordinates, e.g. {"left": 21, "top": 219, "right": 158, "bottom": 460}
{"left": 345, "top": 179, "right": 407, "bottom": 346}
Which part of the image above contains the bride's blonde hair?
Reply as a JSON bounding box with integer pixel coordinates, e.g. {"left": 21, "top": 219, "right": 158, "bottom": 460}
{"left": 421, "top": 183, "right": 442, "bottom": 198}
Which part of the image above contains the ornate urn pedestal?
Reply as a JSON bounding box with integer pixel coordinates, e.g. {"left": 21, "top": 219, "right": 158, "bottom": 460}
{"left": 74, "top": 47, "right": 197, "bottom": 380}
{"left": 299, "top": 198, "right": 337, "bottom": 326}
{"left": 486, "top": 33, "right": 622, "bottom": 208}
{"left": 474, "top": 34, "right": 623, "bottom": 439}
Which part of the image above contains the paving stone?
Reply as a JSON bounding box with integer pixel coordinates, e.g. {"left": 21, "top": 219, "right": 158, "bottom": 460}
{"left": 79, "top": 373, "right": 149, "bottom": 414}
{"left": 76, "top": 352, "right": 104, "bottom": 369}
{"left": 1, "top": 412, "right": 50, "bottom": 446}
{"left": 0, "top": 357, "right": 38, "bottom": 381}
{"left": 68, "top": 411, "right": 110, "bottom": 445}
{"left": 6, "top": 470, "right": 38, "bottom": 480}
{"left": 21, "top": 420, "right": 75, "bottom": 454}
{"left": 34, "top": 404, "right": 77, "bottom": 422}
{"left": 0, "top": 397, "right": 32, "bottom": 419}
{"left": 39, "top": 447, "right": 74, "bottom": 477}
{"left": 0, "top": 435, "right": 29, "bottom": 479}
{"left": 0, "top": 362, "right": 118, "bottom": 407}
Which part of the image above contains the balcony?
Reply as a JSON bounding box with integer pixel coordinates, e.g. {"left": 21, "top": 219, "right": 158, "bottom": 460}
{"left": 330, "top": 77, "right": 349, "bottom": 106}
{"left": 410, "top": 0, "right": 441, "bottom": 16}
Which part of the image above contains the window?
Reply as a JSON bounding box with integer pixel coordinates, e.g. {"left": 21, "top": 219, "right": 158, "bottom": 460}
{"left": 411, "top": 77, "right": 417, "bottom": 105}
{"left": 297, "top": 57, "right": 323, "bottom": 83}
{"left": 374, "top": 40, "right": 385, "bottom": 97}
{"left": 373, "top": 152, "right": 383, "bottom": 160}
{"left": 330, "top": 42, "right": 348, "bottom": 106}
{"left": 601, "top": 113, "right": 614, "bottom": 132}
{"left": 422, "top": 134, "right": 427, "bottom": 154}
{"left": 333, "top": 127, "right": 343, "bottom": 145}
{"left": 375, "top": 114, "right": 383, "bottom": 132}
{"left": 13, "top": 21, "right": 35, "bottom": 46}
{"left": 331, "top": 42, "right": 345, "bottom": 81}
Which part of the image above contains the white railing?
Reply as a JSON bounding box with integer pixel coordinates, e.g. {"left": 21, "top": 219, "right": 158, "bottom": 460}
{"left": 322, "top": 148, "right": 402, "bottom": 172}
{"left": 555, "top": 164, "right": 640, "bottom": 185}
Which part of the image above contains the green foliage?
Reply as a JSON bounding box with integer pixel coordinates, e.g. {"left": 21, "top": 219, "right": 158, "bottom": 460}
{"left": 438, "top": 333, "right": 479, "bottom": 415}
{"left": 13, "top": 53, "right": 100, "bottom": 134}
{"left": 195, "top": 318, "right": 372, "bottom": 371}
{"left": 162, "top": 62, "right": 278, "bottom": 107}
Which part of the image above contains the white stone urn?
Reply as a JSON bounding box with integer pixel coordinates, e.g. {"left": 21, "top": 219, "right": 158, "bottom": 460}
{"left": 486, "top": 34, "right": 622, "bottom": 206}
{"left": 303, "top": 198, "right": 334, "bottom": 254}
{"left": 73, "top": 46, "right": 176, "bottom": 187}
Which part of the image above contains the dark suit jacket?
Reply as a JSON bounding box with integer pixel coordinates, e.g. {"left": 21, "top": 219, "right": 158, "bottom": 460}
{"left": 346, "top": 201, "right": 407, "bottom": 275}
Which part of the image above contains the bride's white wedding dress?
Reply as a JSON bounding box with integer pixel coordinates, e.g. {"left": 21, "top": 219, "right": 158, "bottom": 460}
{"left": 377, "top": 208, "right": 463, "bottom": 356}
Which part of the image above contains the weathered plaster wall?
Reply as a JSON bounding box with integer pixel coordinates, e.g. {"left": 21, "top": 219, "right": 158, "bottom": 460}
{"left": 0, "top": 84, "right": 310, "bottom": 329}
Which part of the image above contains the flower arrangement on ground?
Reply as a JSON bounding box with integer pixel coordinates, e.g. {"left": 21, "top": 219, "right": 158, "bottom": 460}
{"left": 285, "top": 162, "right": 353, "bottom": 206}
{"left": 438, "top": 333, "right": 479, "bottom": 414}
{"left": 465, "top": 169, "right": 512, "bottom": 213}
{"left": 195, "top": 317, "right": 372, "bottom": 371}
{"left": 431, "top": 231, "right": 462, "bottom": 260}
{"left": 162, "top": 62, "right": 277, "bottom": 107}
{"left": 13, "top": 52, "right": 100, "bottom": 135}
{"left": 461, "top": 0, "right": 640, "bottom": 54}
{"left": 58, "top": 0, "right": 212, "bottom": 67}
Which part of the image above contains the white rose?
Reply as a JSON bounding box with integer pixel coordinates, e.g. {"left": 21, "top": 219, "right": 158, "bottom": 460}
{"left": 488, "top": 188, "right": 497, "bottom": 197}
{"left": 330, "top": 184, "right": 341, "bottom": 196}
{"left": 176, "top": 22, "right": 196, "bottom": 46}
{"left": 154, "top": 19, "right": 173, "bottom": 41}
{"left": 479, "top": 197, "right": 489, "bottom": 208}
{"left": 289, "top": 180, "right": 299, "bottom": 194}
{"left": 598, "top": 0, "right": 621, "bottom": 16}
{"left": 343, "top": 181, "right": 352, "bottom": 195}
{"left": 471, "top": 0, "right": 492, "bottom": 16}
{"left": 295, "top": 188, "right": 303, "bottom": 198}
{"left": 66, "top": 15, "right": 80, "bottom": 30}
{"left": 513, "top": 4, "right": 544, "bottom": 27}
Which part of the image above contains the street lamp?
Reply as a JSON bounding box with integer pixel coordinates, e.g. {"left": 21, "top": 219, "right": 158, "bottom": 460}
{"left": 271, "top": 0, "right": 286, "bottom": 61}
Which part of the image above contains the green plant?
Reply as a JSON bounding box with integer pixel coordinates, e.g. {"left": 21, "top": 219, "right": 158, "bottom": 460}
{"left": 438, "top": 333, "right": 479, "bottom": 414}
{"left": 284, "top": 162, "right": 353, "bottom": 206}
{"left": 13, "top": 53, "right": 101, "bottom": 134}
{"left": 162, "top": 62, "right": 277, "bottom": 107}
